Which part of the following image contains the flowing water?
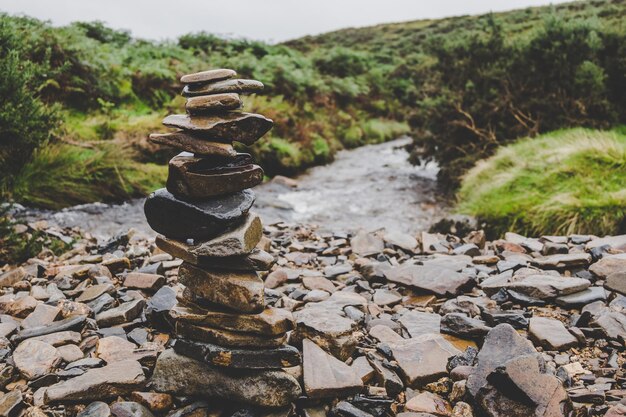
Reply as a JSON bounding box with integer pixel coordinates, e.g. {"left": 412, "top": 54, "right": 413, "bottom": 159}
{"left": 17, "top": 137, "right": 448, "bottom": 242}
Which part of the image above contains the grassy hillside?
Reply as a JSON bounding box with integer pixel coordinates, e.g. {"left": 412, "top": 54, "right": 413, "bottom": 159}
{"left": 457, "top": 127, "right": 626, "bottom": 236}
{"left": 1, "top": 0, "right": 625, "bottom": 210}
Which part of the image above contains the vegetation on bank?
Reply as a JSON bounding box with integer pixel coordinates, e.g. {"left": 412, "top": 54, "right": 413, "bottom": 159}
{"left": 0, "top": 0, "right": 625, "bottom": 244}
{"left": 457, "top": 128, "right": 626, "bottom": 237}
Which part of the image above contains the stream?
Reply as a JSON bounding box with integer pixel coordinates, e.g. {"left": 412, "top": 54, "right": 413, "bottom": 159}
{"left": 17, "top": 137, "right": 448, "bottom": 242}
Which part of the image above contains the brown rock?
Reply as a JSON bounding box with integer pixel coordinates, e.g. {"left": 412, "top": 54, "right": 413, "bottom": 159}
{"left": 181, "top": 213, "right": 263, "bottom": 257}
{"left": 265, "top": 269, "right": 289, "bottom": 289}
{"left": 76, "top": 284, "right": 115, "bottom": 303}
{"left": 385, "top": 265, "right": 475, "bottom": 297}
{"left": 351, "top": 230, "right": 384, "bottom": 257}
{"left": 178, "top": 263, "right": 264, "bottom": 313}
{"left": 0, "top": 391, "right": 23, "bottom": 417}
{"left": 590, "top": 256, "right": 626, "bottom": 279}
{"left": 124, "top": 273, "right": 165, "bottom": 292}
{"left": 44, "top": 360, "right": 145, "bottom": 403}
{"left": 182, "top": 79, "right": 264, "bottom": 97}
{"left": 162, "top": 113, "right": 272, "bottom": 145}
{"left": 606, "top": 272, "right": 626, "bottom": 295}
{"left": 186, "top": 93, "right": 242, "bottom": 114}
{"left": 175, "top": 321, "right": 287, "bottom": 348}
{"left": 14, "top": 339, "right": 61, "bottom": 379}
{"left": 149, "top": 131, "right": 237, "bottom": 157}
{"left": 169, "top": 303, "right": 293, "bottom": 336}
{"left": 302, "top": 339, "right": 363, "bottom": 399}
{"left": 130, "top": 392, "right": 173, "bottom": 413}
{"left": 95, "top": 298, "right": 145, "bottom": 327}
{"left": 0, "top": 267, "right": 26, "bottom": 288}
{"left": 21, "top": 304, "right": 61, "bottom": 329}
{"left": 167, "top": 153, "right": 263, "bottom": 199}
{"left": 528, "top": 317, "right": 578, "bottom": 351}
{"left": 405, "top": 392, "right": 452, "bottom": 416}
{"left": 180, "top": 68, "right": 236, "bottom": 84}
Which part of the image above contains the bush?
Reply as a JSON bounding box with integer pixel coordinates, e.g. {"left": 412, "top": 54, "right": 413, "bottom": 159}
{"left": 457, "top": 128, "right": 626, "bottom": 237}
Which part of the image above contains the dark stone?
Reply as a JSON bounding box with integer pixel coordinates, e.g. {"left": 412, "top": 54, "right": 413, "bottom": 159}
{"left": 77, "top": 401, "right": 111, "bottom": 417}
{"left": 110, "top": 401, "right": 154, "bottom": 417}
{"left": 173, "top": 339, "right": 300, "bottom": 369}
{"left": 146, "top": 286, "right": 177, "bottom": 329}
{"left": 12, "top": 315, "right": 86, "bottom": 343}
{"left": 331, "top": 401, "right": 374, "bottom": 417}
{"left": 482, "top": 309, "right": 530, "bottom": 330}
{"left": 162, "top": 113, "right": 272, "bottom": 145}
{"left": 167, "top": 153, "right": 263, "bottom": 199}
{"left": 440, "top": 313, "right": 492, "bottom": 339}
{"left": 349, "top": 396, "right": 394, "bottom": 417}
{"left": 149, "top": 132, "right": 237, "bottom": 157}
{"left": 182, "top": 79, "right": 264, "bottom": 97}
{"left": 144, "top": 188, "right": 254, "bottom": 240}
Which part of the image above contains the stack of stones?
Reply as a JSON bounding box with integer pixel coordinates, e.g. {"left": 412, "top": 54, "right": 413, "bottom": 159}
{"left": 144, "top": 69, "right": 302, "bottom": 406}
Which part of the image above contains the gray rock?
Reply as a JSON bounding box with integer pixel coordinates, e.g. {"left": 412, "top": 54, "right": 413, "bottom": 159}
{"left": 385, "top": 264, "right": 475, "bottom": 297}
{"left": 182, "top": 79, "right": 264, "bottom": 97}
{"left": 185, "top": 93, "right": 242, "bottom": 114}
{"left": 555, "top": 287, "right": 607, "bottom": 308}
{"left": 440, "top": 313, "right": 492, "bottom": 339}
{"left": 589, "top": 256, "right": 626, "bottom": 279}
{"left": 13, "top": 339, "right": 62, "bottom": 380}
{"left": 180, "top": 69, "right": 236, "bottom": 84}
{"left": 96, "top": 299, "right": 145, "bottom": 328}
{"left": 528, "top": 317, "right": 578, "bottom": 351}
{"left": 77, "top": 402, "right": 111, "bottom": 417}
{"left": 302, "top": 339, "right": 362, "bottom": 399}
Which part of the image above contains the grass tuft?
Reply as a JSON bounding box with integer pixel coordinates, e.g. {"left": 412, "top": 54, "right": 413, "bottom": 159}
{"left": 457, "top": 128, "right": 626, "bottom": 237}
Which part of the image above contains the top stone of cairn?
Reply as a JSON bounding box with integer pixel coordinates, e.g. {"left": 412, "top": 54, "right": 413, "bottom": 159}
{"left": 180, "top": 68, "right": 236, "bottom": 85}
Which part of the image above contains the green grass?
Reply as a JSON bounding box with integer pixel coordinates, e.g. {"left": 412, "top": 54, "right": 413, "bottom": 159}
{"left": 457, "top": 128, "right": 626, "bottom": 237}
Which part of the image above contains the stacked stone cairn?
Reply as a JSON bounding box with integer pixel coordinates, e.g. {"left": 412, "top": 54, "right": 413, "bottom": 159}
{"left": 144, "top": 69, "right": 302, "bottom": 407}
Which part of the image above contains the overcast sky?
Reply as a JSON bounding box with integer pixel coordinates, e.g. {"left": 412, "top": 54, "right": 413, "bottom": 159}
{"left": 1, "top": 0, "right": 573, "bottom": 43}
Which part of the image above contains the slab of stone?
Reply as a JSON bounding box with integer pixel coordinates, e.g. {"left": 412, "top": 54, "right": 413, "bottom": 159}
{"left": 177, "top": 213, "right": 263, "bottom": 258}
{"left": 56, "top": 344, "right": 84, "bottom": 363}
{"left": 467, "top": 324, "right": 538, "bottom": 398}
{"left": 175, "top": 321, "right": 287, "bottom": 348}
{"left": 531, "top": 253, "right": 592, "bottom": 269}
{"left": 149, "top": 131, "right": 237, "bottom": 157}
{"left": 555, "top": 286, "right": 607, "bottom": 308}
{"left": 21, "top": 304, "right": 61, "bottom": 329}
{"left": 0, "top": 391, "right": 23, "bottom": 417}
{"left": 186, "top": 93, "right": 242, "bottom": 114}
{"left": 383, "top": 231, "right": 418, "bottom": 253}
{"left": 182, "top": 79, "right": 264, "bottom": 97}
{"left": 351, "top": 230, "right": 384, "bottom": 257}
{"left": 590, "top": 311, "right": 626, "bottom": 340}
{"left": 12, "top": 315, "right": 86, "bottom": 343}
{"left": 586, "top": 235, "right": 626, "bottom": 251}
{"left": 528, "top": 317, "right": 577, "bottom": 351}
{"left": 302, "top": 339, "right": 363, "bottom": 399}
{"left": 481, "top": 274, "right": 590, "bottom": 299}
{"left": 124, "top": 273, "right": 165, "bottom": 292}
{"left": 129, "top": 392, "right": 173, "bottom": 413}
{"left": 169, "top": 303, "right": 293, "bottom": 335}
{"left": 96, "top": 298, "right": 145, "bottom": 327}
{"left": 440, "top": 313, "right": 492, "bottom": 339}
{"left": 156, "top": 236, "right": 273, "bottom": 270}
{"left": 180, "top": 68, "right": 236, "bottom": 84}
{"left": 398, "top": 310, "right": 441, "bottom": 338}
{"left": 14, "top": 339, "right": 62, "bottom": 379}
{"left": 0, "top": 267, "right": 26, "bottom": 288}
{"left": 144, "top": 188, "right": 254, "bottom": 240}
{"left": 174, "top": 339, "right": 300, "bottom": 369}
{"left": 606, "top": 272, "right": 626, "bottom": 295}
{"left": 405, "top": 392, "right": 452, "bottom": 416}
{"left": 389, "top": 335, "right": 461, "bottom": 387}
{"left": 369, "top": 324, "right": 404, "bottom": 343}
{"left": 30, "top": 330, "right": 82, "bottom": 347}
{"left": 167, "top": 153, "right": 263, "bottom": 199}
{"left": 76, "top": 284, "right": 115, "bottom": 303}
{"left": 44, "top": 360, "right": 145, "bottom": 403}
{"left": 385, "top": 264, "right": 475, "bottom": 297}
{"left": 109, "top": 402, "right": 154, "bottom": 417}
{"left": 178, "top": 263, "right": 264, "bottom": 313}
{"left": 150, "top": 349, "right": 300, "bottom": 407}
{"left": 351, "top": 356, "right": 375, "bottom": 384}
{"left": 2, "top": 295, "right": 37, "bottom": 318}
{"left": 590, "top": 257, "right": 626, "bottom": 279}
{"left": 373, "top": 289, "right": 402, "bottom": 306}
{"left": 162, "top": 112, "right": 272, "bottom": 145}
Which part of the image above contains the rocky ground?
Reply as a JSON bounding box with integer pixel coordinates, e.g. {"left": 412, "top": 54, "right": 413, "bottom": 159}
{"left": 1, "top": 219, "right": 626, "bottom": 417}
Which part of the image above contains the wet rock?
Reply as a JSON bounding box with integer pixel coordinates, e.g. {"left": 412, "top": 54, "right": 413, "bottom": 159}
{"left": 174, "top": 339, "right": 300, "bottom": 369}
{"left": 167, "top": 153, "right": 263, "bottom": 199}
{"left": 170, "top": 303, "right": 292, "bottom": 336}
{"left": 385, "top": 264, "right": 475, "bottom": 297}
{"left": 405, "top": 392, "right": 452, "bottom": 416}
{"left": 162, "top": 112, "right": 272, "bottom": 145}
{"left": 13, "top": 339, "right": 62, "bottom": 379}
{"left": 45, "top": 360, "right": 145, "bottom": 403}
{"left": 175, "top": 321, "right": 287, "bottom": 348}
{"left": 96, "top": 298, "right": 145, "bottom": 327}
{"left": 528, "top": 317, "right": 578, "bottom": 351}
{"left": 178, "top": 263, "right": 264, "bottom": 313}
{"left": 144, "top": 188, "right": 254, "bottom": 240}
{"left": 180, "top": 68, "right": 236, "bottom": 84}
{"left": 303, "top": 339, "right": 362, "bottom": 399}
{"left": 149, "top": 132, "right": 237, "bottom": 157}
{"left": 150, "top": 349, "right": 300, "bottom": 407}
{"left": 186, "top": 93, "right": 243, "bottom": 114}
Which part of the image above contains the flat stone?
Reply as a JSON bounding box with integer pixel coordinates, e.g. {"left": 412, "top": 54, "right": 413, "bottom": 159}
{"left": 124, "top": 273, "right": 165, "bottom": 292}
{"left": 31, "top": 330, "right": 82, "bottom": 346}
{"left": 590, "top": 311, "right": 626, "bottom": 340}
{"left": 351, "top": 356, "right": 375, "bottom": 384}
{"left": 586, "top": 235, "right": 626, "bottom": 251}
{"left": 169, "top": 303, "right": 293, "bottom": 336}
{"left": 2, "top": 295, "right": 37, "bottom": 318}
{"left": 178, "top": 263, "right": 264, "bottom": 313}
{"left": 186, "top": 93, "right": 243, "bottom": 114}
{"left": 96, "top": 299, "right": 145, "bottom": 328}
{"left": 44, "top": 360, "right": 145, "bottom": 403}
{"left": 56, "top": 344, "right": 84, "bottom": 363}
{"left": 156, "top": 236, "right": 273, "bottom": 270}
{"left": 528, "top": 317, "right": 578, "bottom": 351}
{"left": 302, "top": 339, "right": 363, "bottom": 399}
{"left": 369, "top": 324, "right": 403, "bottom": 343}
{"left": 481, "top": 274, "right": 590, "bottom": 299}
{"left": 150, "top": 349, "right": 300, "bottom": 407}
{"left": 21, "top": 304, "right": 61, "bottom": 329}
{"left": 590, "top": 257, "right": 626, "bottom": 278}
{"left": 14, "top": 339, "right": 62, "bottom": 379}
{"left": 180, "top": 68, "right": 236, "bottom": 84}
{"left": 167, "top": 153, "right": 263, "bottom": 199}
{"left": 76, "top": 284, "right": 116, "bottom": 303}
{"left": 405, "top": 392, "right": 452, "bottom": 416}
{"left": 555, "top": 286, "right": 606, "bottom": 308}
{"left": 606, "top": 272, "right": 626, "bottom": 295}
{"left": 149, "top": 131, "right": 237, "bottom": 157}
{"left": 12, "top": 315, "right": 86, "bottom": 343}
{"left": 175, "top": 321, "right": 287, "bottom": 348}
{"left": 373, "top": 289, "right": 402, "bottom": 306}
{"left": 467, "top": 324, "right": 538, "bottom": 398}
{"left": 162, "top": 112, "right": 272, "bottom": 145}
{"left": 144, "top": 188, "right": 254, "bottom": 240}
{"left": 109, "top": 401, "right": 154, "bottom": 417}
{"left": 178, "top": 213, "right": 262, "bottom": 257}
{"left": 95, "top": 336, "right": 156, "bottom": 364}
{"left": 385, "top": 265, "right": 475, "bottom": 297}
{"left": 440, "top": 313, "right": 492, "bottom": 339}
{"left": 173, "top": 339, "right": 300, "bottom": 369}
{"left": 0, "top": 391, "right": 23, "bottom": 417}
{"left": 531, "top": 253, "right": 592, "bottom": 269}
{"left": 182, "top": 79, "right": 264, "bottom": 97}
{"left": 302, "top": 276, "right": 336, "bottom": 293}
{"left": 76, "top": 401, "right": 111, "bottom": 417}
{"left": 351, "top": 230, "right": 384, "bottom": 257}
{"left": 397, "top": 310, "right": 441, "bottom": 338}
